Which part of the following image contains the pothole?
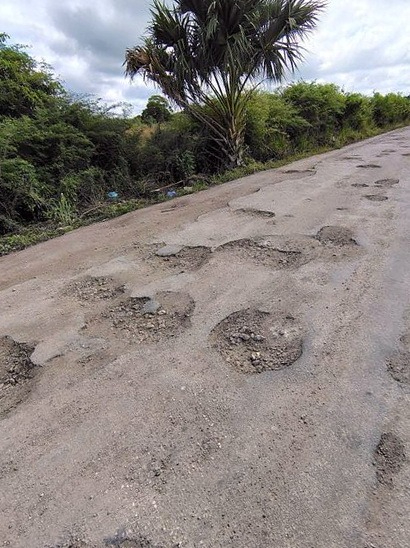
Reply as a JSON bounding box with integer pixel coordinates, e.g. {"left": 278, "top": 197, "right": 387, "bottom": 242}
{"left": 87, "top": 292, "right": 195, "bottom": 343}
{"left": 151, "top": 245, "right": 212, "bottom": 272}
{"left": 402, "top": 153, "right": 410, "bottom": 157}
{"left": 374, "top": 179, "right": 399, "bottom": 188}
{"left": 0, "top": 336, "right": 37, "bottom": 417}
{"left": 357, "top": 164, "right": 382, "bottom": 169}
{"left": 315, "top": 226, "right": 358, "bottom": 247}
{"left": 64, "top": 276, "right": 126, "bottom": 302}
{"left": 234, "top": 208, "right": 276, "bottom": 219}
{"left": 210, "top": 309, "right": 303, "bottom": 374}
{"left": 105, "top": 530, "right": 164, "bottom": 548}
{"left": 280, "top": 169, "right": 315, "bottom": 174}
{"left": 216, "top": 236, "right": 318, "bottom": 269}
{"left": 374, "top": 433, "right": 406, "bottom": 488}
{"left": 364, "top": 195, "right": 388, "bottom": 202}
{"left": 351, "top": 183, "right": 369, "bottom": 188}
{"left": 386, "top": 351, "right": 410, "bottom": 384}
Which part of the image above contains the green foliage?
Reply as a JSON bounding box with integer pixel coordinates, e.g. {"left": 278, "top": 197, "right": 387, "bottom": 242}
{"left": 0, "top": 226, "right": 67, "bottom": 256}
{"left": 371, "top": 92, "right": 410, "bottom": 127}
{"left": 282, "top": 82, "right": 346, "bottom": 147}
{"left": 245, "top": 91, "right": 309, "bottom": 161}
{"left": 46, "top": 193, "right": 77, "bottom": 226}
{"left": 0, "top": 35, "right": 61, "bottom": 119}
{"left": 141, "top": 95, "right": 172, "bottom": 124}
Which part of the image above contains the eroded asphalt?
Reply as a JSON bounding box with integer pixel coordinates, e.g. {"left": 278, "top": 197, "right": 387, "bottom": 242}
{"left": 1, "top": 128, "right": 410, "bottom": 548}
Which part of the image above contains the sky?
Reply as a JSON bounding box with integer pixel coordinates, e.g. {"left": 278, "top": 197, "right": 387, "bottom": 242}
{"left": 1, "top": 0, "right": 409, "bottom": 114}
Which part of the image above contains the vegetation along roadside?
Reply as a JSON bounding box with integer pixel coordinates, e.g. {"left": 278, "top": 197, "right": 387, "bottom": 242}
{"left": 1, "top": 16, "right": 409, "bottom": 256}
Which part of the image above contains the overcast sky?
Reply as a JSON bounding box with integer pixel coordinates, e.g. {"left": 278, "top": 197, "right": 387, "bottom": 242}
{"left": 1, "top": 0, "right": 409, "bottom": 114}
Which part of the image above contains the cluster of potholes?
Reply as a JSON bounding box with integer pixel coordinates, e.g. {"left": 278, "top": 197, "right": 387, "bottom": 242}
{"left": 374, "top": 329, "right": 410, "bottom": 491}
{"left": 1, "top": 224, "right": 362, "bottom": 420}
{"left": 0, "top": 335, "right": 36, "bottom": 417}
{"left": 351, "top": 178, "right": 400, "bottom": 202}
{"left": 149, "top": 225, "right": 359, "bottom": 274}
{"left": 64, "top": 225, "right": 359, "bottom": 373}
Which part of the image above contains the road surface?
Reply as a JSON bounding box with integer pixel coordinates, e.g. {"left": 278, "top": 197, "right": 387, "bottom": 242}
{"left": 1, "top": 127, "right": 410, "bottom": 547}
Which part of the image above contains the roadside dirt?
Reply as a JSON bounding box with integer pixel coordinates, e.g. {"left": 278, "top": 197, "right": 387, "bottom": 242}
{"left": 1, "top": 127, "right": 410, "bottom": 548}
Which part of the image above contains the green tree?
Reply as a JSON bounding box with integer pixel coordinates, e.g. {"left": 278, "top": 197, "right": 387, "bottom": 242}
{"left": 141, "top": 95, "right": 172, "bottom": 124}
{"left": 0, "top": 34, "right": 61, "bottom": 119}
{"left": 125, "top": 0, "right": 325, "bottom": 168}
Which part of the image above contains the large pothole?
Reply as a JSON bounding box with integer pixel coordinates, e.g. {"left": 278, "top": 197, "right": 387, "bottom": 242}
{"left": 0, "top": 336, "right": 37, "bottom": 417}
{"left": 64, "top": 276, "right": 126, "bottom": 302}
{"left": 210, "top": 309, "right": 303, "bottom": 374}
{"left": 315, "top": 226, "right": 358, "bottom": 247}
{"left": 216, "top": 236, "right": 318, "bottom": 270}
{"left": 87, "top": 292, "right": 195, "bottom": 343}
{"left": 374, "top": 433, "right": 406, "bottom": 488}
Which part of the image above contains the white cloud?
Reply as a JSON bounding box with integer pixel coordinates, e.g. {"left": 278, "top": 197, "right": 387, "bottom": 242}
{"left": 1, "top": 0, "right": 409, "bottom": 114}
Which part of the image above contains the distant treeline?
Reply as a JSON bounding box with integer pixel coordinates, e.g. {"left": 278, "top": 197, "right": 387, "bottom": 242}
{"left": 1, "top": 34, "right": 409, "bottom": 236}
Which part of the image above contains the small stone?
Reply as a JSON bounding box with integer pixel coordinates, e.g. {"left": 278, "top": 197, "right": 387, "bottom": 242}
{"left": 142, "top": 299, "right": 161, "bottom": 314}
{"left": 156, "top": 244, "right": 184, "bottom": 257}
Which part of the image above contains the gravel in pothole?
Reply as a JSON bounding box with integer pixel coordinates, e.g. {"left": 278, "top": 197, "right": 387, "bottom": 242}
{"left": 217, "top": 236, "right": 318, "bottom": 269}
{"left": 364, "top": 195, "right": 388, "bottom": 202}
{"left": 151, "top": 245, "right": 212, "bottom": 272}
{"left": 386, "top": 351, "right": 410, "bottom": 384}
{"left": 357, "top": 164, "right": 382, "bottom": 169}
{"left": 374, "top": 433, "right": 406, "bottom": 488}
{"left": 210, "top": 309, "right": 303, "bottom": 374}
{"left": 64, "top": 276, "right": 126, "bottom": 302}
{"left": 374, "top": 179, "right": 399, "bottom": 188}
{"left": 315, "top": 226, "right": 358, "bottom": 247}
{"left": 351, "top": 183, "right": 369, "bottom": 188}
{"left": 89, "top": 291, "right": 195, "bottom": 343}
{"left": 0, "top": 336, "right": 37, "bottom": 417}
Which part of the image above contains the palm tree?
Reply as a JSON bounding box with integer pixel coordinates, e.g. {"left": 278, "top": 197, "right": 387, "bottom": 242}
{"left": 125, "top": 0, "right": 325, "bottom": 168}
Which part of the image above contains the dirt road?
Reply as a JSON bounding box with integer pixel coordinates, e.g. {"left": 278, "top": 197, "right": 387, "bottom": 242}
{"left": 1, "top": 128, "right": 410, "bottom": 548}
